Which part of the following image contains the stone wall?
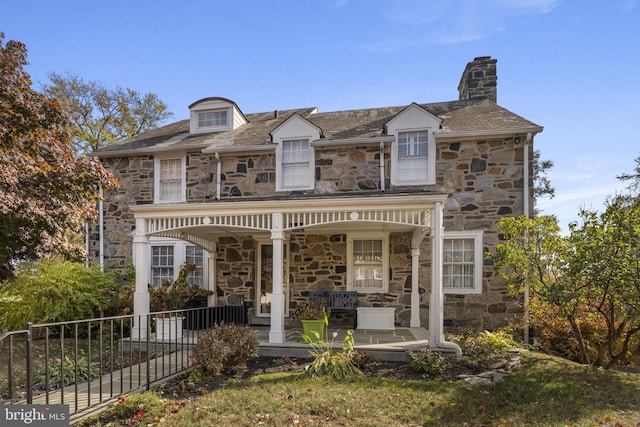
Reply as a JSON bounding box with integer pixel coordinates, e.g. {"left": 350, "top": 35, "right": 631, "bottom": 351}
{"left": 94, "top": 135, "right": 528, "bottom": 329}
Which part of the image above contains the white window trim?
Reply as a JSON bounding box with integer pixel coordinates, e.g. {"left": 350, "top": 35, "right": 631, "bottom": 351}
{"left": 147, "top": 238, "right": 209, "bottom": 288}
{"left": 390, "top": 127, "right": 436, "bottom": 186}
{"left": 275, "top": 136, "right": 315, "bottom": 191}
{"left": 346, "top": 232, "right": 389, "bottom": 293}
{"left": 442, "top": 230, "right": 483, "bottom": 295}
{"left": 196, "top": 108, "right": 229, "bottom": 131}
{"left": 154, "top": 155, "right": 186, "bottom": 203}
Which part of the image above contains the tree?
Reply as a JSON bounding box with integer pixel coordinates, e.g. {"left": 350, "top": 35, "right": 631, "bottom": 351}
{"left": 42, "top": 72, "right": 173, "bottom": 154}
{"left": 617, "top": 155, "right": 640, "bottom": 194}
{"left": 495, "top": 200, "right": 640, "bottom": 368}
{"left": 566, "top": 196, "right": 640, "bottom": 367}
{"left": 532, "top": 149, "right": 555, "bottom": 205}
{"left": 0, "top": 33, "right": 117, "bottom": 280}
{"left": 492, "top": 216, "right": 595, "bottom": 362}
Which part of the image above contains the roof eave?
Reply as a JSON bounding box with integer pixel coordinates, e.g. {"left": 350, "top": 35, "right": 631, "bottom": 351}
{"left": 95, "top": 143, "right": 213, "bottom": 158}
{"left": 435, "top": 126, "right": 543, "bottom": 141}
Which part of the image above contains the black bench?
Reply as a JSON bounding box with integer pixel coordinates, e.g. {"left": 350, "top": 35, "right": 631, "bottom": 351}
{"left": 308, "top": 290, "right": 358, "bottom": 328}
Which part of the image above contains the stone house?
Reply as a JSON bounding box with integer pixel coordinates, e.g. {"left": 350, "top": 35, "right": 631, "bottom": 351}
{"left": 91, "top": 56, "right": 542, "bottom": 350}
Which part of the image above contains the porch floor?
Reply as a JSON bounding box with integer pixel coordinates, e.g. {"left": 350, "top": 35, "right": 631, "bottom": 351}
{"left": 257, "top": 326, "right": 429, "bottom": 362}
{"left": 120, "top": 326, "right": 431, "bottom": 362}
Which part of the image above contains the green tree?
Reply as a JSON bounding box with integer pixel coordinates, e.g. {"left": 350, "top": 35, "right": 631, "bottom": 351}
{"left": 0, "top": 33, "right": 117, "bottom": 280}
{"left": 532, "top": 149, "right": 555, "bottom": 201}
{"left": 42, "top": 72, "right": 173, "bottom": 154}
{"left": 617, "top": 155, "right": 640, "bottom": 194}
{"left": 495, "top": 202, "right": 640, "bottom": 367}
{"left": 492, "top": 216, "right": 594, "bottom": 362}
{"left": 566, "top": 196, "right": 640, "bottom": 367}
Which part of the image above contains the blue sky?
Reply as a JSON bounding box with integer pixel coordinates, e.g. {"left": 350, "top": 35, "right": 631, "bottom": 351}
{"left": 2, "top": 0, "right": 638, "bottom": 231}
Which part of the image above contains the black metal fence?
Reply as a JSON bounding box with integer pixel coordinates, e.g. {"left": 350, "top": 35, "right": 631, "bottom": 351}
{"left": 0, "top": 303, "right": 246, "bottom": 421}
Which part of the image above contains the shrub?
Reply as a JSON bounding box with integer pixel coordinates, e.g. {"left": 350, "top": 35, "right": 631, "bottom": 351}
{"left": 34, "top": 355, "right": 100, "bottom": 387}
{"left": 407, "top": 349, "right": 450, "bottom": 377}
{"left": 0, "top": 261, "right": 119, "bottom": 331}
{"left": 528, "top": 298, "right": 614, "bottom": 365}
{"left": 452, "top": 326, "right": 519, "bottom": 368}
{"left": 191, "top": 324, "right": 258, "bottom": 376}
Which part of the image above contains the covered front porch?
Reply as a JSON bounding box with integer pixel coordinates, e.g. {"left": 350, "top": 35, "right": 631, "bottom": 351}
{"left": 129, "top": 193, "right": 461, "bottom": 356}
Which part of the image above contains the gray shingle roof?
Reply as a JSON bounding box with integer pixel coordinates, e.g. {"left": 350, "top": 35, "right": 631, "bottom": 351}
{"left": 93, "top": 99, "right": 541, "bottom": 157}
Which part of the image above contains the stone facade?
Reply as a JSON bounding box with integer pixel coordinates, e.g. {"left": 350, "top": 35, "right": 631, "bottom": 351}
{"left": 92, "top": 56, "right": 541, "bottom": 331}
{"left": 92, "top": 133, "right": 530, "bottom": 329}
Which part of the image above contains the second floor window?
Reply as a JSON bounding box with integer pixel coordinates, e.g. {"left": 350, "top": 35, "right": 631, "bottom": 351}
{"left": 155, "top": 157, "right": 185, "bottom": 202}
{"left": 281, "top": 138, "right": 311, "bottom": 189}
{"left": 397, "top": 130, "right": 428, "bottom": 183}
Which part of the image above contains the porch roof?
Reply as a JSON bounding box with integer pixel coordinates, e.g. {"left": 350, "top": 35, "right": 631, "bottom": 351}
{"left": 132, "top": 193, "right": 447, "bottom": 251}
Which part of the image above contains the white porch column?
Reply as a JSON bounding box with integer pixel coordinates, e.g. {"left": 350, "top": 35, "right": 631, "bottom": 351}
{"left": 207, "top": 243, "right": 217, "bottom": 307}
{"left": 132, "top": 219, "right": 150, "bottom": 340}
{"left": 269, "top": 213, "right": 286, "bottom": 343}
{"left": 410, "top": 248, "right": 421, "bottom": 328}
{"left": 429, "top": 202, "right": 445, "bottom": 345}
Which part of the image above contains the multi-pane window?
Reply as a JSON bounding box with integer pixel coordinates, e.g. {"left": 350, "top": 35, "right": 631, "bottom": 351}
{"left": 151, "top": 246, "right": 174, "bottom": 287}
{"left": 281, "top": 138, "right": 310, "bottom": 188}
{"left": 158, "top": 158, "right": 183, "bottom": 202}
{"left": 397, "top": 130, "right": 428, "bottom": 183}
{"left": 443, "top": 231, "right": 482, "bottom": 294}
{"left": 348, "top": 234, "right": 388, "bottom": 292}
{"left": 185, "top": 245, "right": 204, "bottom": 287}
{"left": 197, "top": 110, "right": 228, "bottom": 128}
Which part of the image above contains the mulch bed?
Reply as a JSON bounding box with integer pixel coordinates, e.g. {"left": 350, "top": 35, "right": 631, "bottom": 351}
{"left": 150, "top": 355, "right": 485, "bottom": 402}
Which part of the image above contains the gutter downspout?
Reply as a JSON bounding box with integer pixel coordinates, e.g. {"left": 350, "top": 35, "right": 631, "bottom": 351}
{"left": 99, "top": 187, "right": 104, "bottom": 272}
{"left": 430, "top": 201, "right": 463, "bottom": 359}
{"left": 379, "top": 141, "right": 385, "bottom": 192}
{"left": 523, "top": 133, "right": 532, "bottom": 345}
{"left": 215, "top": 152, "right": 221, "bottom": 200}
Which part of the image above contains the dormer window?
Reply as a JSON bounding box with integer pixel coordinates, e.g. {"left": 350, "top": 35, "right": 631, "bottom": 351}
{"left": 397, "top": 130, "right": 428, "bottom": 182}
{"left": 386, "top": 104, "right": 441, "bottom": 186}
{"left": 270, "top": 114, "right": 321, "bottom": 192}
{"left": 197, "top": 110, "right": 228, "bottom": 129}
{"left": 188, "top": 97, "right": 247, "bottom": 135}
{"left": 281, "top": 138, "right": 312, "bottom": 189}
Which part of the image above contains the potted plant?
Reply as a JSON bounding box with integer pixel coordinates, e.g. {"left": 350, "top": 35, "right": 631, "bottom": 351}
{"left": 292, "top": 299, "right": 329, "bottom": 343}
{"left": 149, "top": 263, "right": 214, "bottom": 339}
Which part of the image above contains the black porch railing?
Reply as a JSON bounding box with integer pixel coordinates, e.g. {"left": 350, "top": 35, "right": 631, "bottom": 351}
{"left": 0, "top": 303, "right": 246, "bottom": 421}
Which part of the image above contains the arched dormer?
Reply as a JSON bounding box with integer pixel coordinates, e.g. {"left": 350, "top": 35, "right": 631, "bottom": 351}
{"left": 188, "top": 97, "right": 248, "bottom": 134}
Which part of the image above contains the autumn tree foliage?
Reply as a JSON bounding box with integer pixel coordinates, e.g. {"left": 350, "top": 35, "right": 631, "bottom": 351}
{"left": 42, "top": 71, "right": 173, "bottom": 154}
{"left": 494, "top": 193, "right": 640, "bottom": 368}
{"left": 0, "top": 33, "right": 117, "bottom": 280}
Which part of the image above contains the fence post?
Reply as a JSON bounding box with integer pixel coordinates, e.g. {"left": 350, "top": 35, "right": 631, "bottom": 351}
{"left": 146, "top": 314, "right": 151, "bottom": 391}
{"left": 26, "top": 322, "right": 33, "bottom": 404}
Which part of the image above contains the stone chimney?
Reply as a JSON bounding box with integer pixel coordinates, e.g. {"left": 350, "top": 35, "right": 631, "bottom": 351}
{"left": 458, "top": 56, "right": 497, "bottom": 103}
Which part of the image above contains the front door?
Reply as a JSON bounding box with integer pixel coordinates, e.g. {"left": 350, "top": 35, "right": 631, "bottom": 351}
{"left": 256, "top": 241, "right": 289, "bottom": 317}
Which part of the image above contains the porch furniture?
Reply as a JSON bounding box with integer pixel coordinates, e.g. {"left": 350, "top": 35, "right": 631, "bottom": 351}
{"left": 308, "top": 290, "right": 358, "bottom": 328}
{"left": 356, "top": 307, "right": 396, "bottom": 330}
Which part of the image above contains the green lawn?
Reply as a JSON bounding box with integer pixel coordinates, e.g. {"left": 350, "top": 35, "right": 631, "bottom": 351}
{"left": 78, "top": 352, "right": 640, "bottom": 426}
